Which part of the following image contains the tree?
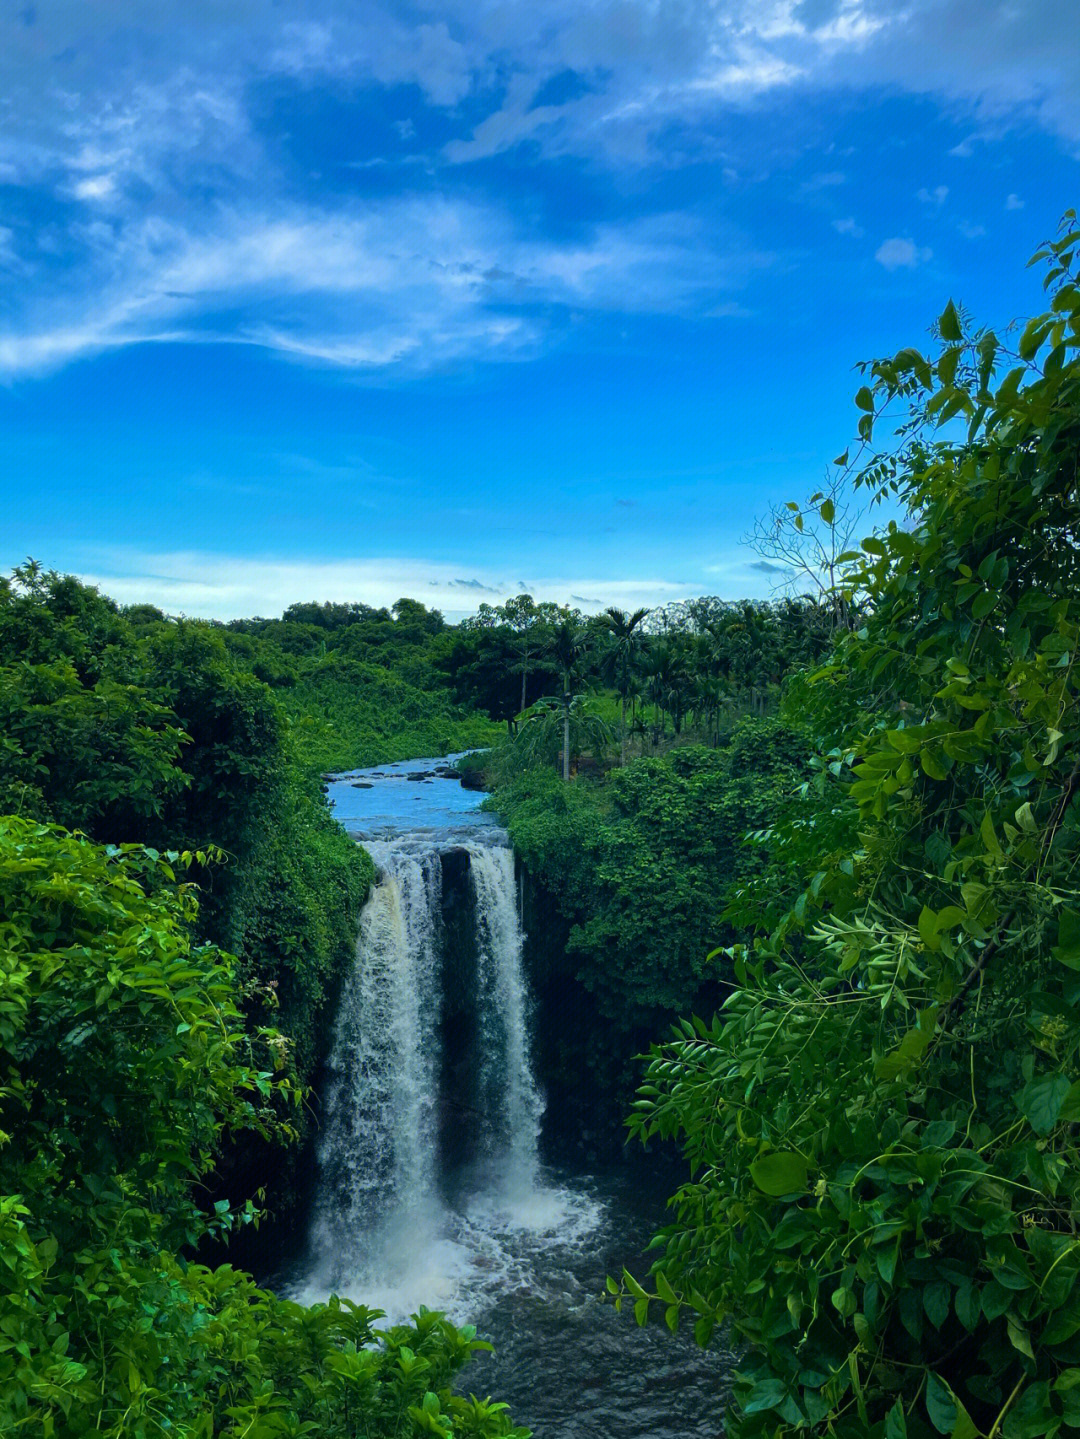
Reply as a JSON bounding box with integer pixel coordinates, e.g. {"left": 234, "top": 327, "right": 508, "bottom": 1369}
{"left": 599, "top": 606, "right": 650, "bottom": 765}
{"left": 513, "top": 694, "right": 610, "bottom": 776}
{"left": 619, "top": 213, "right": 1080, "bottom": 1439}
{"left": 546, "top": 615, "right": 592, "bottom": 780}
{"left": 746, "top": 471, "right": 862, "bottom": 632}
{"left": 0, "top": 818, "right": 527, "bottom": 1438}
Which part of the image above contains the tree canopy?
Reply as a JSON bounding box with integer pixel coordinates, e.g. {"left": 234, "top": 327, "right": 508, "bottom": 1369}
{"left": 620, "top": 213, "right": 1080, "bottom": 1439}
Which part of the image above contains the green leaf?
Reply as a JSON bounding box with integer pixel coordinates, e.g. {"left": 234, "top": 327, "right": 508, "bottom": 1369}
{"left": 819, "top": 498, "right": 836, "bottom": 524}
{"left": 919, "top": 906, "right": 942, "bottom": 953}
{"left": 1054, "top": 910, "right": 1080, "bottom": 969}
{"left": 743, "top": 1378, "right": 789, "bottom": 1415}
{"left": 885, "top": 1399, "right": 908, "bottom": 1439}
{"left": 855, "top": 385, "right": 875, "bottom": 412}
{"left": 1007, "top": 1314, "right": 1035, "bottom": 1360}
{"left": 980, "top": 810, "right": 1004, "bottom": 861}
{"left": 925, "top": 1373, "right": 957, "bottom": 1434}
{"left": 955, "top": 1282, "right": 980, "bottom": 1332}
{"left": 939, "top": 300, "right": 962, "bottom": 341}
{"left": 749, "top": 1152, "right": 809, "bottom": 1196}
{"left": 1018, "top": 1073, "right": 1071, "bottom": 1136}
{"left": 923, "top": 1282, "right": 950, "bottom": 1329}
{"left": 1059, "top": 1081, "right": 1080, "bottom": 1123}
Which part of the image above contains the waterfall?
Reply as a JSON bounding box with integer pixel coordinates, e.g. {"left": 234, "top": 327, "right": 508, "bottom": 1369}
{"left": 469, "top": 843, "right": 545, "bottom": 1199}
{"left": 304, "top": 833, "right": 545, "bottom": 1303}
{"left": 308, "top": 842, "right": 444, "bottom": 1289}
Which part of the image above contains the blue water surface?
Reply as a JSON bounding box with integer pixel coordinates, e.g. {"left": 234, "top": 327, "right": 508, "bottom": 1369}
{"left": 324, "top": 751, "right": 500, "bottom": 839}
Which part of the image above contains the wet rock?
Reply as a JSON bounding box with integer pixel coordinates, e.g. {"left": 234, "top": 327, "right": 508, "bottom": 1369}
{"left": 351, "top": 781, "right": 374, "bottom": 788}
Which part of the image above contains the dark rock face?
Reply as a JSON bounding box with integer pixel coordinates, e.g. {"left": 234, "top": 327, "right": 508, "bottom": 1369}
{"left": 351, "top": 781, "right": 374, "bottom": 789}
{"left": 406, "top": 771, "right": 432, "bottom": 782}
{"left": 459, "top": 769, "right": 487, "bottom": 792}
{"left": 438, "top": 848, "right": 481, "bottom": 1171}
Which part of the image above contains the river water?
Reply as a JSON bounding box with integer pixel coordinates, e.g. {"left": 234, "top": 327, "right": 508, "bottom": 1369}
{"left": 279, "top": 754, "right": 733, "bottom": 1436}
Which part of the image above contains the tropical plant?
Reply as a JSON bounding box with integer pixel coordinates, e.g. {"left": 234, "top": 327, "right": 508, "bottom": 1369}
{"left": 0, "top": 816, "right": 527, "bottom": 1438}
{"left": 545, "top": 617, "right": 594, "bottom": 780}
{"left": 617, "top": 212, "right": 1080, "bottom": 1439}
{"left": 598, "top": 606, "right": 651, "bottom": 764}
{"left": 512, "top": 694, "right": 610, "bottom": 776}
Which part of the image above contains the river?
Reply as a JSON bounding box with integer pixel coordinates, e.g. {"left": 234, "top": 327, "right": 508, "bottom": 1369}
{"left": 275, "top": 753, "right": 733, "bottom": 1437}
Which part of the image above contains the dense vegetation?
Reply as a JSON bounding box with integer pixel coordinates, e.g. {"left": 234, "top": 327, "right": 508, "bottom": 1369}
{"left": 0, "top": 568, "right": 372, "bottom": 1084}
{"left": 0, "top": 818, "right": 525, "bottom": 1438}
{"left": 615, "top": 215, "right": 1080, "bottom": 1438}
{"left": 443, "top": 591, "right": 833, "bottom": 759}
{"left": 6, "top": 194, "right": 1078, "bottom": 1439}
{"left": 453, "top": 591, "right": 832, "bottom": 1141}
{"left": 0, "top": 577, "right": 525, "bottom": 1436}
{"left": 494, "top": 721, "right": 806, "bottom": 1144}
{"left": 225, "top": 599, "right": 499, "bottom": 772}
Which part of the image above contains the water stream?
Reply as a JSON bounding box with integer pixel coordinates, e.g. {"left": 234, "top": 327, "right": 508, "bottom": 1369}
{"left": 282, "top": 754, "right": 732, "bottom": 1434}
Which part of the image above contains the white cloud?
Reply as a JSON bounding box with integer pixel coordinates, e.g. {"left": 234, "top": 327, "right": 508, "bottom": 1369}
{"left": 801, "top": 170, "right": 847, "bottom": 192}
{"left": 1006, "top": 192, "right": 1025, "bottom": 209}
{"left": 72, "top": 549, "right": 702, "bottom": 620}
{"left": 833, "top": 215, "right": 865, "bottom": 237}
{"left": 71, "top": 173, "right": 116, "bottom": 200}
{"left": 0, "top": 201, "right": 758, "bottom": 377}
{"left": 3, "top": 0, "right": 1078, "bottom": 193}
{"left": 875, "top": 237, "right": 933, "bottom": 270}
{"left": 917, "top": 184, "right": 949, "bottom": 205}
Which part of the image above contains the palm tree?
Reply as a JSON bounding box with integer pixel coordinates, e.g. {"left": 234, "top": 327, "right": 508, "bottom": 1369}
{"left": 598, "top": 606, "right": 650, "bottom": 765}
{"left": 514, "top": 696, "right": 610, "bottom": 776}
{"left": 642, "top": 640, "right": 680, "bottom": 746}
{"left": 546, "top": 617, "right": 592, "bottom": 780}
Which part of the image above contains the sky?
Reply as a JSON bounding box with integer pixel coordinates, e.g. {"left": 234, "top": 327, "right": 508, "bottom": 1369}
{"left": 1, "top": 1, "right": 1078, "bottom": 621}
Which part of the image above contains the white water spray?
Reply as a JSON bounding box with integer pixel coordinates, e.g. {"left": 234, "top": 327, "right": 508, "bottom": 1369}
{"left": 469, "top": 842, "right": 545, "bottom": 1201}
{"left": 307, "top": 842, "right": 443, "bottom": 1291}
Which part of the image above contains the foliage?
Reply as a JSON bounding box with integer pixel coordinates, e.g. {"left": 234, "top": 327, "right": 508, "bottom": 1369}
{"left": 0, "top": 568, "right": 372, "bottom": 1091}
{"left": 510, "top": 695, "right": 611, "bottom": 776}
{"left": 0, "top": 817, "right": 526, "bottom": 1438}
{"left": 279, "top": 653, "right": 499, "bottom": 774}
{"left": 443, "top": 592, "right": 832, "bottom": 751}
{"left": 492, "top": 722, "right": 805, "bottom": 1135}
{"left": 620, "top": 214, "right": 1080, "bottom": 1438}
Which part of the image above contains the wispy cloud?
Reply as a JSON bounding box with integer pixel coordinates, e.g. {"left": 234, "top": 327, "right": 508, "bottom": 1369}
{"left": 1, "top": 1, "right": 1077, "bottom": 384}
{"left": 0, "top": 202, "right": 759, "bottom": 378}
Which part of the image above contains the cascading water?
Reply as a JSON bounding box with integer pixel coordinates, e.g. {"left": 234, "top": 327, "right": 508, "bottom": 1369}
{"left": 300, "top": 827, "right": 557, "bottom": 1316}
{"left": 468, "top": 842, "right": 545, "bottom": 1201}
{"left": 307, "top": 841, "right": 444, "bottom": 1292}
{"left": 285, "top": 755, "right": 731, "bottom": 1436}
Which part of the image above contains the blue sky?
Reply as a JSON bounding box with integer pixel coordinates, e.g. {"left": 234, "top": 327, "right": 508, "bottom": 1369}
{"left": 1, "top": 1, "right": 1077, "bottom": 619}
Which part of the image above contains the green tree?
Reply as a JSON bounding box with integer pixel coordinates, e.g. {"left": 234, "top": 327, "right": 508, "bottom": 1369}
{"left": 546, "top": 616, "right": 592, "bottom": 780}
{"left": 0, "top": 818, "right": 527, "bottom": 1438}
{"left": 620, "top": 213, "right": 1080, "bottom": 1439}
{"left": 599, "top": 606, "right": 650, "bottom": 765}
